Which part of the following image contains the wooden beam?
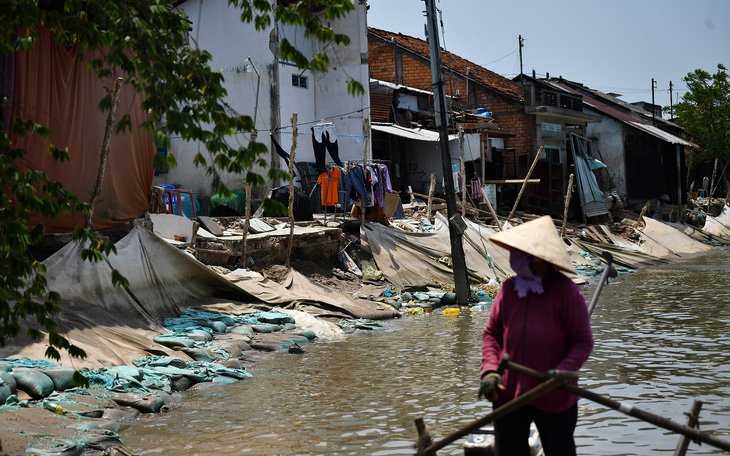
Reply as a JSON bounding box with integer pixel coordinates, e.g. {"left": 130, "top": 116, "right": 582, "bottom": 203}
{"left": 483, "top": 179, "right": 540, "bottom": 185}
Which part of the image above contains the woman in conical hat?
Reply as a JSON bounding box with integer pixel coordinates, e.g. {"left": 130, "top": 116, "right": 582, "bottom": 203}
{"left": 478, "top": 216, "right": 594, "bottom": 456}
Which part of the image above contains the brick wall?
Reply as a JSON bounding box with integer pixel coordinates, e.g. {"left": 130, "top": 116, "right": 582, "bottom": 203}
{"left": 368, "top": 36, "right": 534, "bottom": 178}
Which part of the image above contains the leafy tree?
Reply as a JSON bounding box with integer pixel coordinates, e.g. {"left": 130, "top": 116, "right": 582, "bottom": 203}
{"left": 0, "top": 0, "right": 360, "bottom": 362}
{"left": 672, "top": 64, "right": 730, "bottom": 170}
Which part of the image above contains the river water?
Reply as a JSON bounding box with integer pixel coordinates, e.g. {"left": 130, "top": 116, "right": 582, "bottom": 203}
{"left": 120, "top": 249, "right": 730, "bottom": 455}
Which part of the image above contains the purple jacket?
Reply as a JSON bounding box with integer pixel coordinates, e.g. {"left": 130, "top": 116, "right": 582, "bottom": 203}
{"left": 481, "top": 270, "right": 594, "bottom": 413}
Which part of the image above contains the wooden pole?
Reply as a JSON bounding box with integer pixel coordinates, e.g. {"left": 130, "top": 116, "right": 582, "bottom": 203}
{"left": 673, "top": 400, "right": 703, "bottom": 456}
{"left": 561, "top": 173, "right": 575, "bottom": 237}
{"left": 508, "top": 146, "right": 544, "bottom": 220}
{"left": 426, "top": 172, "right": 436, "bottom": 220}
{"left": 479, "top": 186, "right": 503, "bottom": 231}
{"left": 459, "top": 126, "right": 466, "bottom": 216}
{"left": 87, "top": 77, "right": 123, "bottom": 229}
{"left": 241, "top": 129, "right": 257, "bottom": 263}
{"left": 285, "top": 114, "right": 297, "bottom": 268}
{"left": 361, "top": 118, "right": 369, "bottom": 226}
{"left": 416, "top": 374, "right": 571, "bottom": 456}
{"left": 505, "top": 357, "right": 730, "bottom": 452}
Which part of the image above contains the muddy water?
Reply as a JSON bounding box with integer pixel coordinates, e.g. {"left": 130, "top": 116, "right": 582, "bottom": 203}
{"left": 120, "top": 249, "right": 730, "bottom": 455}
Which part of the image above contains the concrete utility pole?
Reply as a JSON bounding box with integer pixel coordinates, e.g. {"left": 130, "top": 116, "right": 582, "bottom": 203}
{"left": 651, "top": 78, "right": 657, "bottom": 126}
{"left": 518, "top": 35, "right": 524, "bottom": 85}
{"left": 424, "top": 0, "right": 470, "bottom": 305}
{"left": 669, "top": 81, "right": 674, "bottom": 119}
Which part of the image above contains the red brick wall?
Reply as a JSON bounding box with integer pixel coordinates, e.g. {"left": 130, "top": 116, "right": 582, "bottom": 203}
{"left": 368, "top": 37, "right": 534, "bottom": 178}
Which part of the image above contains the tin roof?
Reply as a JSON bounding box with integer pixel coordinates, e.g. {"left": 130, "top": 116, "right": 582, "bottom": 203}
{"left": 548, "top": 80, "right": 698, "bottom": 148}
{"left": 371, "top": 123, "right": 459, "bottom": 142}
{"left": 368, "top": 27, "right": 524, "bottom": 102}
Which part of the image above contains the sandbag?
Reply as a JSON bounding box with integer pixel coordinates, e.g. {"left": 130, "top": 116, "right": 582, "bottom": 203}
{"left": 113, "top": 393, "right": 164, "bottom": 413}
{"left": 186, "top": 329, "right": 214, "bottom": 342}
{"left": 0, "top": 371, "right": 17, "bottom": 392}
{"left": 25, "top": 437, "right": 84, "bottom": 456}
{"left": 205, "top": 320, "right": 228, "bottom": 333}
{"left": 153, "top": 335, "right": 195, "bottom": 349}
{"left": 0, "top": 384, "right": 11, "bottom": 404}
{"left": 180, "top": 347, "right": 215, "bottom": 362}
{"left": 11, "top": 368, "right": 55, "bottom": 398}
{"left": 229, "top": 325, "right": 254, "bottom": 336}
{"left": 251, "top": 324, "right": 280, "bottom": 333}
{"left": 40, "top": 367, "right": 77, "bottom": 391}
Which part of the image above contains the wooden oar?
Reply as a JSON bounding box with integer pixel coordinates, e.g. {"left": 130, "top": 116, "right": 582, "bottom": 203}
{"left": 503, "top": 355, "right": 730, "bottom": 452}
{"left": 587, "top": 250, "right": 618, "bottom": 315}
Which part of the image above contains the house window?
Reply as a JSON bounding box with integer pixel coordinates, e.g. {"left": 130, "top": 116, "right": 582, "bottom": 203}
{"left": 542, "top": 91, "right": 557, "bottom": 106}
{"left": 292, "top": 74, "right": 308, "bottom": 88}
{"left": 542, "top": 145, "right": 561, "bottom": 163}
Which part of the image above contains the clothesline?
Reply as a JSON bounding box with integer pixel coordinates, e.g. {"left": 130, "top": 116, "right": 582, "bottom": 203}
{"left": 276, "top": 130, "right": 369, "bottom": 139}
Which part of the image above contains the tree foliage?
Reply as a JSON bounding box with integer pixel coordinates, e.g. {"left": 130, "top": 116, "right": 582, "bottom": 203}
{"left": 672, "top": 64, "right": 730, "bottom": 165}
{"left": 0, "top": 0, "right": 359, "bottom": 360}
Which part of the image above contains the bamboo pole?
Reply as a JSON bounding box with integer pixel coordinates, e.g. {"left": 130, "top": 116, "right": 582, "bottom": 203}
{"left": 479, "top": 186, "right": 503, "bottom": 231}
{"left": 426, "top": 172, "right": 436, "bottom": 220}
{"left": 508, "top": 146, "right": 544, "bottom": 221}
{"left": 285, "top": 114, "right": 297, "bottom": 268}
{"left": 504, "top": 357, "right": 730, "bottom": 452}
{"left": 673, "top": 400, "right": 703, "bottom": 456}
{"left": 415, "top": 374, "right": 572, "bottom": 456}
{"left": 87, "top": 77, "right": 123, "bottom": 229}
{"left": 361, "top": 118, "right": 369, "bottom": 226}
{"left": 561, "top": 173, "right": 575, "bottom": 237}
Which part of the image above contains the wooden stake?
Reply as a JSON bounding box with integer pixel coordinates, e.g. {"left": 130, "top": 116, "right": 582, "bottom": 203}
{"left": 362, "top": 118, "right": 369, "bottom": 226}
{"left": 427, "top": 172, "right": 436, "bottom": 220}
{"left": 508, "top": 146, "right": 544, "bottom": 221}
{"left": 561, "top": 173, "right": 575, "bottom": 237}
{"left": 479, "top": 186, "right": 503, "bottom": 231}
{"left": 88, "top": 77, "right": 123, "bottom": 229}
{"left": 285, "top": 114, "right": 297, "bottom": 268}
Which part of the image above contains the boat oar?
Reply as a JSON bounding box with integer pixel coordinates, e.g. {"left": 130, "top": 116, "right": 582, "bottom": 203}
{"left": 503, "top": 355, "right": 730, "bottom": 452}
{"left": 587, "top": 250, "right": 618, "bottom": 315}
{"left": 413, "top": 369, "right": 578, "bottom": 456}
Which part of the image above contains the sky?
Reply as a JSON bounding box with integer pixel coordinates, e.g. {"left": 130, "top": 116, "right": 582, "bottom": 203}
{"left": 365, "top": 0, "right": 730, "bottom": 113}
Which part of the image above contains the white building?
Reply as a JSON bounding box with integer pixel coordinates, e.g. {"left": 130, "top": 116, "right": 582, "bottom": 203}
{"left": 155, "top": 1, "right": 371, "bottom": 208}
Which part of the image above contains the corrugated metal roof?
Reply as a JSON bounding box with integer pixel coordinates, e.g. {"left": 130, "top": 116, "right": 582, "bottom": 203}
{"left": 549, "top": 81, "right": 699, "bottom": 149}
{"left": 628, "top": 122, "right": 697, "bottom": 148}
{"left": 371, "top": 123, "right": 459, "bottom": 142}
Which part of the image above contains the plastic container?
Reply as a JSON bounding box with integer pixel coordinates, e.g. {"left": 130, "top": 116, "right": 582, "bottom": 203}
{"left": 442, "top": 308, "right": 460, "bottom": 316}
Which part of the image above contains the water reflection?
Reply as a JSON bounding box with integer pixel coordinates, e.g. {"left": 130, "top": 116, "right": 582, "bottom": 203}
{"left": 121, "top": 250, "right": 730, "bottom": 455}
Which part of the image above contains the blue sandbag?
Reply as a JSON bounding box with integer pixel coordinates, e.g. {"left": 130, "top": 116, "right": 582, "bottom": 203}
{"left": 296, "top": 330, "right": 317, "bottom": 340}
{"left": 205, "top": 320, "right": 228, "bottom": 333}
{"left": 11, "top": 368, "right": 55, "bottom": 398}
{"left": 40, "top": 367, "right": 77, "bottom": 391}
{"left": 251, "top": 324, "right": 280, "bottom": 333}
{"left": 0, "top": 384, "right": 11, "bottom": 404}
{"left": 153, "top": 335, "right": 195, "bottom": 348}
{"left": 229, "top": 325, "right": 254, "bottom": 336}
{"left": 0, "top": 371, "right": 17, "bottom": 392}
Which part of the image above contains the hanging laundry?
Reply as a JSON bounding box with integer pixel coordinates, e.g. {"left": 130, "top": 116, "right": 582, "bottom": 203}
{"left": 271, "top": 134, "right": 305, "bottom": 183}
{"left": 311, "top": 123, "right": 343, "bottom": 172}
{"left": 317, "top": 167, "right": 341, "bottom": 206}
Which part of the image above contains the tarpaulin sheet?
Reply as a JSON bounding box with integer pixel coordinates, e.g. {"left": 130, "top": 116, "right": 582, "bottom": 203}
{"left": 637, "top": 217, "right": 715, "bottom": 258}
{"left": 702, "top": 205, "right": 730, "bottom": 239}
{"left": 0, "top": 225, "right": 257, "bottom": 368}
{"left": 10, "top": 28, "right": 156, "bottom": 232}
{"left": 220, "top": 269, "right": 399, "bottom": 321}
{"left": 360, "top": 213, "right": 513, "bottom": 290}
{"left": 1, "top": 224, "right": 395, "bottom": 368}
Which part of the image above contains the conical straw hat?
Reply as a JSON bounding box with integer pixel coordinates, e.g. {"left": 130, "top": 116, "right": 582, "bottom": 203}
{"left": 490, "top": 215, "right": 575, "bottom": 274}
